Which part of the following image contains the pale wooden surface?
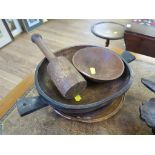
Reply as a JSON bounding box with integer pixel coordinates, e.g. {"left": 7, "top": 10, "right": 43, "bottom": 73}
{"left": 0, "top": 19, "right": 155, "bottom": 100}
{"left": 3, "top": 58, "right": 155, "bottom": 134}
{"left": 0, "top": 19, "right": 127, "bottom": 99}
{"left": 0, "top": 74, "right": 34, "bottom": 118}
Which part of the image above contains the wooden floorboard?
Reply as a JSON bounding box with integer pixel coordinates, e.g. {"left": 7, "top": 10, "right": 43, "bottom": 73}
{"left": 1, "top": 19, "right": 155, "bottom": 115}
{"left": 0, "top": 19, "right": 155, "bottom": 101}
{"left": 0, "top": 19, "right": 127, "bottom": 99}
{"left": 0, "top": 19, "right": 128, "bottom": 117}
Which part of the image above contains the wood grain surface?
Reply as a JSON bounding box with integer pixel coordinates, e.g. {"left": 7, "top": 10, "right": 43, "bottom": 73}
{"left": 0, "top": 74, "right": 34, "bottom": 119}
{"left": 3, "top": 54, "right": 155, "bottom": 134}
{"left": 0, "top": 19, "right": 127, "bottom": 99}
{"left": 1, "top": 19, "right": 155, "bottom": 119}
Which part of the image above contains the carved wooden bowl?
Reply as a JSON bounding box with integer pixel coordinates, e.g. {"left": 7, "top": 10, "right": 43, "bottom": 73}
{"left": 72, "top": 47, "right": 124, "bottom": 82}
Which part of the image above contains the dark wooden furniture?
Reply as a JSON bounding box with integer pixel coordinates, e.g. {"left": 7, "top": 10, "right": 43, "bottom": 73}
{"left": 124, "top": 22, "right": 155, "bottom": 58}
{"left": 91, "top": 22, "right": 125, "bottom": 47}
{"left": 16, "top": 45, "right": 133, "bottom": 115}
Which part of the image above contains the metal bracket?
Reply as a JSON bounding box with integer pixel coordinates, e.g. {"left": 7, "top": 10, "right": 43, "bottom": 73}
{"left": 16, "top": 96, "right": 48, "bottom": 117}
{"left": 121, "top": 50, "right": 136, "bottom": 63}
{"left": 141, "top": 78, "right": 155, "bottom": 93}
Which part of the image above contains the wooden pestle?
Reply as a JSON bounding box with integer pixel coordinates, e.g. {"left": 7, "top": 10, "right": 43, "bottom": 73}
{"left": 31, "top": 34, "right": 87, "bottom": 99}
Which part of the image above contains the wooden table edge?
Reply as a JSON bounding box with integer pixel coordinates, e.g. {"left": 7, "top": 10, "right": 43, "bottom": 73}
{"left": 0, "top": 74, "right": 34, "bottom": 119}
{"left": 0, "top": 47, "right": 155, "bottom": 119}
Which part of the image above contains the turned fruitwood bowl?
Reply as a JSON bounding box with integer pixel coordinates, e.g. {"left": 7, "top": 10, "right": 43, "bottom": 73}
{"left": 72, "top": 47, "right": 124, "bottom": 82}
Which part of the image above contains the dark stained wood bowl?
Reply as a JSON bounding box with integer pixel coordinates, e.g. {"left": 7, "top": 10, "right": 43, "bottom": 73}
{"left": 16, "top": 45, "right": 133, "bottom": 116}
{"left": 34, "top": 45, "right": 132, "bottom": 114}
{"left": 72, "top": 47, "right": 124, "bottom": 82}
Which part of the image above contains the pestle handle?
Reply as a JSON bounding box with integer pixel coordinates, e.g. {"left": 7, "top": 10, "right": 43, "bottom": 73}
{"left": 31, "top": 34, "right": 56, "bottom": 61}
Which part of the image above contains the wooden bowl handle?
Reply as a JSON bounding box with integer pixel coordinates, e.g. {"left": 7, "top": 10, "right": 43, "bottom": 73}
{"left": 31, "top": 34, "right": 55, "bottom": 61}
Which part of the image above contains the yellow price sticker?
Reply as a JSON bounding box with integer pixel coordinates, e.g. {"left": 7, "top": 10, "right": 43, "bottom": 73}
{"left": 90, "top": 67, "right": 96, "bottom": 75}
{"left": 74, "top": 95, "right": 82, "bottom": 102}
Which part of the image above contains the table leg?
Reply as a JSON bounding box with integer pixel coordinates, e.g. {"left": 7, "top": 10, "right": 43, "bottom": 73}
{"left": 105, "top": 39, "right": 110, "bottom": 47}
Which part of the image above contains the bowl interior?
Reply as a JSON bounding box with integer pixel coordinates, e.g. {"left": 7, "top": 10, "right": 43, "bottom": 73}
{"left": 36, "top": 45, "right": 130, "bottom": 106}
{"left": 72, "top": 47, "right": 124, "bottom": 81}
